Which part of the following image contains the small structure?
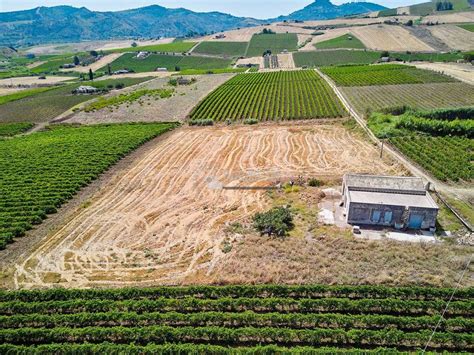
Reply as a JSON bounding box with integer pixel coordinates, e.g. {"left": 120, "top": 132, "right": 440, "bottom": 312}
{"left": 136, "top": 51, "right": 149, "bottom": 59}
{"left": 177, "top": 77, "right": 191, "bottom": 85}
{"left": 73, "top": 85, "right": 98, "bottom": 94}
{"left": 113, "top": 69, "right": 130, "bottom": 75}
{"left": 380, "top": 56, "right": 390, "bottom": 63}
{"left": 215, "top": 34, "right": 226, "bottom": 39}
{"left": 342, "top": 174, "right": 438, "bottom": 231}
{"left": 62, "top": 63, "right": 76, "bottom": 69}
{"left": 155, "top": 67, "right": 168, "bottom": 72}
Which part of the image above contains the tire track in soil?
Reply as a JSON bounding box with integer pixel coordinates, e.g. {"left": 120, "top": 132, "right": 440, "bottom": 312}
{"left": 15, "top": 123, "right": 402, "bottom": 289}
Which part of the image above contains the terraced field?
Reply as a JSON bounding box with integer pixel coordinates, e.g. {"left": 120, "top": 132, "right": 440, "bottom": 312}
{"left": 322, "top": 64, "right": 456, "bottom": 87}
{"left": 11, "top": 124, "right": 402, "bottom": 289}
{"left": 190, "top": 70, "right": 346, "bottom": 121}
{"left": 293, "top": 50, "right": 380, "bottom": 67}
{"left": 246, "top": 33, "right": 298, "bottom": 57}
{"left": 0, "top": 285, "right": 472, "bottom": 352}
{"left": 0, "top": 123, "right": 176, "bottom": 250}
{"left": 193, "top": 42, "right": 248, "bottom": 57}
{"left": 342, "top": 82, "right": 474, "bottom": 114}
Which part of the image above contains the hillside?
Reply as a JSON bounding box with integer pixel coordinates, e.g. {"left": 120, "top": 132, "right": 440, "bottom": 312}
{"left": 1, "top": 0, "right": 386, "bottom": 47}
{"left": 0, "top": 5, "right": 261, "bottom": 46}
{"left": 275, "top": 0, "right": 386, "bottom": 21}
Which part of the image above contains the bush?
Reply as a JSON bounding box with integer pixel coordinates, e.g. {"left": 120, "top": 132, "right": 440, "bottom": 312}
{"left": 189, "top": 119, "right": 214, "bottom": 126}
{"left": 253, "top": 207, "right": 294, "bottom": 237}
{"left": 244, "top": 118, "right": 258, "bottom": 125}
{"left": 308, "top": 178, "right": 322, "bottom": 187}
{"left": 115, "top": 83, "right": 125, "bottom": 90}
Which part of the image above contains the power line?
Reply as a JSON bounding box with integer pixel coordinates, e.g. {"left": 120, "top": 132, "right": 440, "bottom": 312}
{"left": 422, "top": 253, "right": 473, "bottom": 352}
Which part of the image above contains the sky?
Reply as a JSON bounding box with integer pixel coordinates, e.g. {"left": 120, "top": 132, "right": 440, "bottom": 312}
{"left": 1, "top": 1, "right": 428, "bottom": 18}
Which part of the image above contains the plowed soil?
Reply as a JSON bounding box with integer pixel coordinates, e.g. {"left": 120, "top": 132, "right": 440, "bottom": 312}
{"left": 13, "top": 123, "right": 402, "bottom": 289}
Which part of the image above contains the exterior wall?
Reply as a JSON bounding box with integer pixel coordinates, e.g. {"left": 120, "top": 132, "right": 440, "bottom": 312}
{"left": 347, "top": 202, "right": 404, "bottom": 227}
{"left": 346, "top": 202, "right": 438, "bottom": 230}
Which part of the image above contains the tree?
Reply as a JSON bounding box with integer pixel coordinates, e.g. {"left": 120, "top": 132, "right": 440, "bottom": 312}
{"left": 405, "top": 20, "right": 413, "bottom": 27}
{"left": 88, "top": 69, "right": 94, "bottom": 81}
{"left": 464, "top": 52, "right": 474, "bottom": 62}
{"left": 253, "top": 207, "right": 294, "bottom": 237}
{"left": 90, "top": 50, "right": 98, "bottom": 57}
{"left": 131, "top": 42, "right": 138, "bottom": 47}
{"left": 380, "top": 51, "right": 390, "bottom": 58}
{"left": 107, "top": 64, "right": 112, "bottom": 76}
{"left": 73, "top": 56, "right": 80, "bottom": 65}
{"left": 175, "top": 66, "right": 181, "bottom": 72}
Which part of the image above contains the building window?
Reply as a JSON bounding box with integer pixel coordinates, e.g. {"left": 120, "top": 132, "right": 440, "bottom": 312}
{"left": 384, "top": 211, "right": 393, "bottom": 223}
{"left": 371, "top": 210, "right": 382, "bottom": 223}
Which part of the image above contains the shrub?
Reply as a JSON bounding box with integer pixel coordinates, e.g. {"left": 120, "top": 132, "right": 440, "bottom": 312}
{"left": 189, "top": 119, "right": 214, "bottom": 126}
{"left": 308, "top": 178, "right": 322, "bottom": 187}
{"left": 253, "top": 207, "right": 294, "bottom": 237}
{"left": 244, "top": 118, "right": 258, "bottom": 125}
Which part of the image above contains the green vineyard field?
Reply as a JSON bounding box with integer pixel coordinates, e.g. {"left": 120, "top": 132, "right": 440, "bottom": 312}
{"left": 105, "top": 53, "right": 232, "bottom": 73}
{"left": 0, "top": 123, "right": 176, "bottom": 249}
{"left": 390, "top": 135, "right": 473, "bottom": 182}
{"left": 314, "top": 34, "right": 365, "bottom": 50}
{"left": 0, "top": 285, "right": 472, "bottom": 352}
{"left": 190, "top": 70, "right": 346, "bottom": 121}
{"left": 246, "top": 33, "right": 298, "bottom": 57}
{"left": 193, "top": 41, "right": 248, "bottom": 57}
{"left": 0, "top": 123, "right": 34, "bottom": 137}
{"left": 293, "top": 50, "right": 380, "bottom": 67}
{"left": 322, "top": 64, "right": 456, "bottom": 86}
{"left": 109, "top": 42, "right": 197, "bottom": 54}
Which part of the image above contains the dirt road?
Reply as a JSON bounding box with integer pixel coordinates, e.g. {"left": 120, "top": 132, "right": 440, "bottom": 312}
{"left": 13, "top": 123, "right": 401, "bottom": 289}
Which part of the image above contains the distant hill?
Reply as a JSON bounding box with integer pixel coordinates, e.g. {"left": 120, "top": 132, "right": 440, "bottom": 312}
{"left": 0, "top": 5, "right": 261, "bottom": 46}
{"left": 274, "top": 0, "right": 386, "bottom": 21}
{"left": 0, "top": 0, "right": 387, "bottom": 47}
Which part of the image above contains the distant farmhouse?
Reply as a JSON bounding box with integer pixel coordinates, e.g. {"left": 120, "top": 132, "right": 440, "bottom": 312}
{"left": 342, "top": 174, "right": 439, "bottom": 231}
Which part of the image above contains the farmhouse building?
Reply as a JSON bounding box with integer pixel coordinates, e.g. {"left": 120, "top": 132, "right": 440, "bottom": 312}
{"left": 73, "top": 86, "right": 98, "bottom": 94}
{"left": 342, "top": 174, "right": 439, "bottom": 230}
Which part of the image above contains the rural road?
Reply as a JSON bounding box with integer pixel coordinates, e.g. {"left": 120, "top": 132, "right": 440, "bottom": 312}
{"left": 316, "top": 68, "right": 474, "bottom": 206}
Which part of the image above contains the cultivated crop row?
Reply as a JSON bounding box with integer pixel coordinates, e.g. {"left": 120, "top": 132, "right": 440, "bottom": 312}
{"left": 0, "top": 123, "right": 34, "bottom": 137}
{"left": 322, "top": 64, "right": 455, "bottom": 87}
{"left": 293, "top": 50, "right": 380, "bottom": 67}
{"left": 0, "top": 123, "right": 177, "bottom": 249}
{"left": 390, "top": 135, "right": 473, "bottom": 182}
{"left": 1, "top": 285, "right": 471, "bottom": 352}
{"left": 190, "top": 70, "right": 346, "bottom": 121}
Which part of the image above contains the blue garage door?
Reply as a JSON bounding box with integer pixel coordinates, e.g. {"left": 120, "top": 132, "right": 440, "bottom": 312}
{"left": 408, "top": 214, "right": 424, "bottom": 229}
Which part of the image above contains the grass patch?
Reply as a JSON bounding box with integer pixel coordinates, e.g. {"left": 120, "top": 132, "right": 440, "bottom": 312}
{"left": 293, "top": 50, "right": 380, "bottom": 67}
{"left": 246, "top": 33, "right": 298, "bottom": 57}
{"left": 193, "top": 42, "right": 248, "bottom": 57}
{"left": 0, "top": 87, "right": 56, "bottom": 105}
{"left": 314, "top": 34, "right": 365, "bottom": 50}
{"left": 109, "top": 42, "right": 196, "bottom": 54}
{"left": 84, "top": 89, "right": 174, "bottom": 112}
{"left": 458, "top": 23, "right": 474, "bottom": 32}
{"left": 390, "top": 52, "right": 464, "bottom": 62}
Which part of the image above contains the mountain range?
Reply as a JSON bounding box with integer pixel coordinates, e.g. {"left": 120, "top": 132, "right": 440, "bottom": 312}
{"left": 0, "top": 0, "right": 386, "bottom": 46}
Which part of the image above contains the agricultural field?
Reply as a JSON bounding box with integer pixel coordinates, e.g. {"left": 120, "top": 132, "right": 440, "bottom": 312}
{"left": 428, "top": 25, "right": 474, "bottom": 51}
{"left": 0, "top": 123, "right": 176, "bottom": 250}
{"left": 368, "top": 108, "right": 473, "bottom": 182}
{"left": 391, "top": 136, "right": 473, "bottom": 182}
{"left": 0, "top": 285, "right": 473, "bottom": 352}
{"left": 322, "top": 64, "right": 456, "bottom": 87}
{"left": 69, "top": 74, "right": 233, "bottom": 124}
{"left": 0, "top": 87, "right": 55, "bottom": 105}
{"left": 342, "top": 82, "right": 474, "bottom": 114}
{"left": 6, "top": 123, "right": 411, "bottom": 289}
{"left": 0, "top": 77, "right": 152, "bottom": 123}
{"left": 0, "top": 123, "right": 34, "bottom": 137}
{"left": 192, "top": 41, "right": 248, "bottom": 57}
{"left": 314, "top": 34, "right": 365, "bottom": 49}
{"left": 390, "top": 51, "right": 464, "bottom": 62}
{"left": 293, "top": 50, "right": 380, "bottom": 67}
{"left": 109, "top": 42, "right": 196, "bottom": 54}
{"left": 190, "top": 70, "right": 346, "bottom": 121}
{"left": 105, "top": 53, "right": 232, "bottom": 73}
{"left": 459, "top": 23, "right": 474, "bottom": 32}
{"left": 246, "top": 33, "right": 298, "bottom": 57}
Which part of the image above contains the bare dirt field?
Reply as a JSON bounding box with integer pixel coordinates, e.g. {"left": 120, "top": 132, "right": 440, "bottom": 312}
{"left": 96, "top": 72, "right": 174, "bottom": 80}
{"left": 9, "top": 123, "right": 408, "bottom": 289}
{"left": 300, "top": 28, "right": 352, "bottom": 51}
{"left": 25, "top": 38, "right": 175, "bottom": 55}
{"left": 427, "top": 25, "right": 474, "bottom": 51}
{"left": 68, "top": 73, "right": 233, "bottom": 123}
{"left": 277, "top": 53, "right": 296, "bottom": 69}
{"left": 422, "top": 11, "right": 474, "bottom": 24}
{"left": 235, "top": 56, "right": 264, "bottom": 68}
{"left": 0, "top": 76, "right": 74, "bottom": 87}
{"left": 60, "top": 53, "right": 124, "bottom": 73}
{"left": 412, "top": 62, "right": 474, "bottom": 85}
{"left": 0, "top": 87, "right": 28, "bottom": 96}
{"left": 351, "top": 25, "right": 434, "bottom": 51}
